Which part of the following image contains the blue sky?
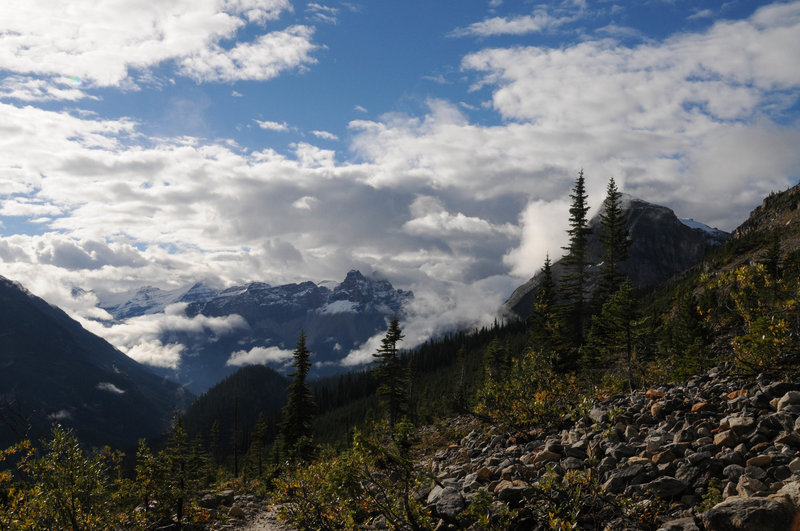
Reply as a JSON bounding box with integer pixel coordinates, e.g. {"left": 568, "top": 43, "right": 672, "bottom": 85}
{"left": 1, "top": 0, "right": 799, "bottom": 368}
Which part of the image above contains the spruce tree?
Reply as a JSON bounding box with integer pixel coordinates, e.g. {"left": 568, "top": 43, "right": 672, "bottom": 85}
{"left": 596, "top": 177, "right": 631, "bottom": 309}
{"left": 587, "top": 280, "right": 638, "bottom": 391}
{"left": 529, "top": 254, "right": 560, "bottom": 354}
{"left": 373, "top": 315, "right": 408, "bottom": 430}
{"left": 560, "top": 169, "right": 593, "bottom": 349}
{"left": 279, "top": 330, "right": 315, "bottom": 462}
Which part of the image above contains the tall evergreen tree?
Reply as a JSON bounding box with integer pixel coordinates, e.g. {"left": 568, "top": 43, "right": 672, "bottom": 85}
{"left": 587, "top": 280, "right": 639, "bottom": 391}
{"left": 596, "top": 177, "right": 631, "bottom": 309}
{"left": 529, "top": 254, "right": 560, "bottom": 354}
{"left": 373, "top": 315, "right": 408, "bottom": 430}
{"left": 279, "top": 330, "right": 315, "bottom": 462}
{"left": 560, "top": 169, "right": 593, "bottom": 348}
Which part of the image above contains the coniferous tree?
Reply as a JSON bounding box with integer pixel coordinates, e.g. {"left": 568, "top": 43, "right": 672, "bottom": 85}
{"left": 587, "top": 280, "right": 639, "bottom": 391}
{"left": 373, "top": 315, "right": 408, "bottom": 430}
{"left": 596, "top": 177, "right": 631, "bottom": 309}
{"left": 529, "top": 254, "right": 561, "bottom": 354}
{"left": 560, "top": 169, "right": 593, "bottom": 350}
{"left": 280, "top": 330, "right": 315, "bottom": 462}
{"left": 250, "top": 412, "right": 268, "bottom": 476}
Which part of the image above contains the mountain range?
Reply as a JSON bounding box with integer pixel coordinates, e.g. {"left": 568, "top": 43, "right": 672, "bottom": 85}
{"left": 97, "top": 270, "right": 413, "bottom": 393}
{"left": 504, "top": 195, "right": 728, "bottom": 318}
{"left": 0, "top": 276, "right": 191, "bottom": 449}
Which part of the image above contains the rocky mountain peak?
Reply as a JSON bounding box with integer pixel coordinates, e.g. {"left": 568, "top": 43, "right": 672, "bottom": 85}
{"left": 505, "top": 197, "right": 728, "bottom": 319}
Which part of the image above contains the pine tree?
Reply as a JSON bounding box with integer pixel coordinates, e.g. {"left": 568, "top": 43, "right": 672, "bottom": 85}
{"left": 373, "top": 315, "right": 408, "bottom": 430}
{"left": 250, "top": 412, "right": 268, "bottom": 476}
{"left": 560, "top": 169, "right": 593, "bottom": 349}
{"left": 596, "top": 177, "right": 631, "bottom": 309}
{"left": 279, "top": 330, "right": 316, "bottom": 462}
{"left": 529, "top": 254, "right": 560, "bottom": 354}
{"left": 587, "top": 280, "right": 639, "bottom": 391}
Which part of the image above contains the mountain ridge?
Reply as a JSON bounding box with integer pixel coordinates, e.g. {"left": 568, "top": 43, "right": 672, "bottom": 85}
{"left": 504, "top": 196, "right": 728, "bottom": 319}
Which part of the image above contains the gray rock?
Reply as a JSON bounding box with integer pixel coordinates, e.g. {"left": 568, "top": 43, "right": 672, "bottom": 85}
{"left": 657, "top": 516, "right": 700, "bottom": 531}
{"left": 434, "top": 487, "right": 465, "bottom": 519}
{"left": 643, "top": 476, "right": 688, "bottom": 498}
{"left": 723, "top": 464, "right": 745, "bottom": 481}
{"left": 702, "top": 496, "right": 794, "bottom": 531}
{"left": 777, "top": 391, "right": 800, "bottom": 412}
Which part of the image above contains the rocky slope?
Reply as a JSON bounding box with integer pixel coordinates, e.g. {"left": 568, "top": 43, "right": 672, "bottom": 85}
{"left": 99, "top": 270, "right": 412, "bottom": 393}
{"left": 505, "top": 197, "right": 727, "bottom": 319}
{"left": 418, "top": 365, "right": 800, "bottom": 530}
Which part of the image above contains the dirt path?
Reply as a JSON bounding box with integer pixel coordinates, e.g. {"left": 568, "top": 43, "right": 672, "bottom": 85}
{"left": 235, "top": 507, "right": 292, "bottom": 531}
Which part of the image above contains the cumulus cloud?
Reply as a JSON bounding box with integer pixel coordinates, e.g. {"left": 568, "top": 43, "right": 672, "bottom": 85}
{"left": 0, "top": 0, "right": 310, "bottom": 91}
{"left": 179, "top": 26, "right": 318, "bottom": 83}
{"left": 227, "top": 345, "right": 295, "bottom": 366}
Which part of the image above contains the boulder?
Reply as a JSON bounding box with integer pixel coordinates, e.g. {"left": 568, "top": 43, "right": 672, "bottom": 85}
{"left": 702, "top": 496, "right": 795, "bottom": 531}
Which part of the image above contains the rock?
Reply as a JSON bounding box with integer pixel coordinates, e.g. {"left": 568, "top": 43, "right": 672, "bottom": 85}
{"left": 737, "top": 475, "right": 767, "bottom": 497}
{"left": 771, "top": 481, "right": 800, "bottom": 510}
{"left": 494, "top": 480, "right": 528, "bottom": 506}
{"left": 657, "top": 516, "right": 700, "bottom": 531}
{"left": 746, "top": 455, "right": 772, "bottom": 468}
{"left": 701, "top": 496, "right": 795, "bottom": 531}
{"left": 228, "top": 505, "right": 246, "bottom": 519}
{"left": 652, "top": 403, "right": 665, "bottom": 418}
{"left": 788, "top": 457, "right": 800, "bottom": 474}
{"left": 729, "top": 416, "right": 756, "bottom": 434}
{"left": 475, "top": 466, "right": 494, "bottom": 481}
{"left": 653, "top": 449, "right": 676, "bottom": 465}
{"left": 532, "top": 450, "right": 561, "bottom": 466}
{"left": 777, "top": 391, "right": 800, "bottom": 412}
{"left": 723, "top": 464, "right": 745, "bottom": 481}
{"left": 692, "top": 402, "right": 712, "bottom": 412}
{"left": 714, "top": 430, "right": 738, "bottom": 447}
{"left": 643, "top": 476, "right": 688, "bottom": 498}
{"left": 434, "top": 487, "right": 465, "bottom": 520}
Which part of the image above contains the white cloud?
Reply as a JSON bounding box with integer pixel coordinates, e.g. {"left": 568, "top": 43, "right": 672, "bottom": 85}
{"left": 450, "top": 10, "right": 571, "bottom": 37}
{"left": 125, "top": 340, "right": 185, "bottom": 369}
{"left": 78, "top": 303, "right": 249, "bottom": 368}
{"left": 292, "top": 195, "right": 319, "bottom": 209}
{"left": 255, "top": 119, "right": 290, "bottom": 131}
{"left": 354, "top": 105, "right": 368, "bottom": 113}
{"left": 307, "top": 2, "right": 339, "bottom": 24}
{"left": 179, "top": 26, "right": 318, "bottom": 83}
{"left": 97, "top": 382, "right": 125, "bottom": 394}
{"left": 402, "top": 195, "right": 518, "bottom": 238}
{"left": 227, "top": 345, "right": 294, "bottom": 366}
{"left": 0, "top": 0, "right": 309, "bottom": 91}
{"left": 311, "top": 130, "right": 339, "bottom": 140}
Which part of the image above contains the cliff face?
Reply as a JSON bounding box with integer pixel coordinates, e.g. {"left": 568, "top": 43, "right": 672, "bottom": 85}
{"left": 504, "top": 197, "right": 727, "bottom": 319}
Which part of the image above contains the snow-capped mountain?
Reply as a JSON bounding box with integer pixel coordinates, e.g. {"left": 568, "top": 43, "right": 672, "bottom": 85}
{"left": 98, "top": 270, "right": 413, "bottom": 393}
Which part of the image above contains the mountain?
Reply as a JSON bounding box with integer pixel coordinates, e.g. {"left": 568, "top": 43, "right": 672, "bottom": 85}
{"left": 0, "top": 276, "right": 191, "bottom": 450}
{"left": 504, "top": 196, "right": 728, "bottom": 318}
{"left": 99, "top": 270, "right": 413, "bottom": 393}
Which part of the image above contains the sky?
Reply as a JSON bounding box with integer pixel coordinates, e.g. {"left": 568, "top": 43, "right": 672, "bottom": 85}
{"left": 1, "top": 0, "right": 799, "bottom": 369}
